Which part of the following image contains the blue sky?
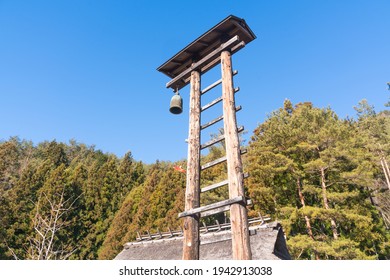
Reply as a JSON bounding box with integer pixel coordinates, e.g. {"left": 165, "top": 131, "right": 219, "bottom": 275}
{"left": 0, "top": 0, "right": 389, "bottom": 163}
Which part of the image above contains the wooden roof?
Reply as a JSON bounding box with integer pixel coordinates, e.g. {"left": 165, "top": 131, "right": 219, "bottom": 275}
{"left": 157, "top": 15, "right": 256, "bottom": 90}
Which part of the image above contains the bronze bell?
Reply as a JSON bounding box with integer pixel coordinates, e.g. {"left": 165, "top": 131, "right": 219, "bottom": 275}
{"left": 169, "top": 91, "right": 183, "bottom": 114}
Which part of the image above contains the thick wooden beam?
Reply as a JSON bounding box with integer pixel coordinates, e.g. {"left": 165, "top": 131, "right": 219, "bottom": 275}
{"left": 200, "top": 199, "right": 252, "bottom": 218}
{"left": 166, "top": 36, "right": 241, "bottom": 89}
{"left": 198, "top": 41, "right": 245, "bottom": 81}
{"left": 182, "top": 69, "right": 201, "bottom": 260}
{"left": 221, "top": 50, "right": 252, "bottom": 260}
{"left": 169, "top": 42, "right": 244, "bottom": 91}
{"left": 178, "top": 196, "right": 245, "bottom": 218}
{"left": 168, "top": 39, "right": 223, "bottom": 81}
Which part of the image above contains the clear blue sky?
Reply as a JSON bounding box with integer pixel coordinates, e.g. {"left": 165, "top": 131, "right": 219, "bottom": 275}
{"left": 1, "top": 0, "right": 389, "bottom": 163}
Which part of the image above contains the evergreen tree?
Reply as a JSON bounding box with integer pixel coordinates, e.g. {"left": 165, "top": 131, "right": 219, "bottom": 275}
{"left": 1, "top": 99, "right": 389, "bottom": 260}
{"left": 247, "top": 101, "right": 389, "bottom": 259}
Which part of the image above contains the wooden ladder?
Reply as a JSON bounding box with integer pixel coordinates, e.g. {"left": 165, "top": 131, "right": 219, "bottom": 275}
{"left": 179, "top": 49, "right": 252, "bottom": 259}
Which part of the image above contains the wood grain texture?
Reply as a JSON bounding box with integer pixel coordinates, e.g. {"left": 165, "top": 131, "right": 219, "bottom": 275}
{"left": 221, "top": 50, "right": 252, "bottom": 260}
{"left": 182, "top": 69, "right": 201, "bottom": 260}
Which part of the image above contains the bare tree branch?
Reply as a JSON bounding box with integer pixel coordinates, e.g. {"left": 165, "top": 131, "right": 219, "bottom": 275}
{"left": 28, "top": 187, "right": 81, "bottom": 260}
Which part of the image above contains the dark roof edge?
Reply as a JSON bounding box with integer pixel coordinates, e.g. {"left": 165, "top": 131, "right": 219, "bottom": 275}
{"left": 157, "top": 15, "right": 256, "bottom": 72}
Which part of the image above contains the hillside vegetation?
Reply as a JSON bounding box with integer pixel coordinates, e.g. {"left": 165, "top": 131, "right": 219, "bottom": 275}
{"left": 1, "top": 100, "right": 389, "bottom": 260}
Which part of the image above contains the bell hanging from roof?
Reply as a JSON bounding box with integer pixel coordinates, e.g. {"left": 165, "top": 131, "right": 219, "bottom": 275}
{"left": 169, "top": 90, "right": 183, "bottom": 114}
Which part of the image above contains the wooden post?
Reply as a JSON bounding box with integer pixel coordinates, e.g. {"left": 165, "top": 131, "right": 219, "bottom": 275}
{"left": 182, "top": 69, "right": 201, "bottom": 260}
{"left": 221, "top": 50, "right": 252, "bottom": 260}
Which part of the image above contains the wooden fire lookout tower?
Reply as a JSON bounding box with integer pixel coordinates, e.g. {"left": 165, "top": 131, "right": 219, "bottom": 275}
{"left": 157, "top": 15, "right": 256, "bottom": 260}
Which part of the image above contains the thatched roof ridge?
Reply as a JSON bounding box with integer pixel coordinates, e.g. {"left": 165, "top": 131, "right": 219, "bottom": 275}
{"left": 114, "top": 222, "right": 291, "bottom": 260}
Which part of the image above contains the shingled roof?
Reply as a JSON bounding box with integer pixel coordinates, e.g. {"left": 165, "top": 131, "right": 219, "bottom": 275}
{"left": 157, "top": 15, "right": 256, "bottom": 90}
{"left": 115, "top": 222, "right": 291, "bottom": 260}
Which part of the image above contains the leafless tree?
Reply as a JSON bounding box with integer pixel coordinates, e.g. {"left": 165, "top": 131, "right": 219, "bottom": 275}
{"left": 27, "top": 188, "right": 81, "bottom": 260}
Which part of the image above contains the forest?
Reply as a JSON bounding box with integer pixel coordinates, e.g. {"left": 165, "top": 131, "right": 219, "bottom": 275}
{"left": 0, "top": 99, "right": 389, "bottom": 260}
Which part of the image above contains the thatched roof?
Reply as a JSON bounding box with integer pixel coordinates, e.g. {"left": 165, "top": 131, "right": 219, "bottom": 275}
{"left": 114, "top": 222, "right": 291, "bottom": 260}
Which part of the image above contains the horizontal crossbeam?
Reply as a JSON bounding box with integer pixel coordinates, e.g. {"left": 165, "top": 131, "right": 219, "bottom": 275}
{"left": 201, "top": 173, "right": 249, "bottom": 193}
{"left": 178, "top": 196, "right": 245, "bottom": 218}
{"left": 201, "top": 106, "right": 242, "bottom": 130}
{"left": 201, "top": 87, "right": 239, "bottom": 112}
{"left": 200, "top": 199, "right": 252, "bottom": 218}
{"left": 201, "top": 149, "right": 247, "bottom": 170}
{"left": 201, "top": 96, "right": 222, "bottom": 112}
{"left": 200, "top": 126, "right": 244, "bottom": 150}
{"left": 201, "top": 155, "right": 226, "bottom": 170}
{"left": 201, "top": 70, "right": 238, "bottom": 95}
{"left": 166, "top": 36, "right": 243, "bottom": 89}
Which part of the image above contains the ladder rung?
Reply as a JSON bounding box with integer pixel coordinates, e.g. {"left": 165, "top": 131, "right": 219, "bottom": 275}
{"left": 201, "top": 156, "right": 226, "bottom": 170}
{"left": 201, "top": 133, "right": 224, "bottom": 150}
{"left": 201, "top": 70, "right": 238, "bottom": 95}
{"left": 201, "top": 96, "right": 222, "bottom": 112}
{"left": 201, "top": 173, "right": 249, "bottom": 193}
{"left": 201, "top": 126, "right": 244, "bottom": 150}
{"left": 201, "top": 106, "right": 242, "bottom": 130}
{"left": 201, "top": 87, "right": 240, "bottom": 112}
{"left": 178, "top": 196, "right": 245, "bottom": 218}
{"left": 201, "top": 149, "right": 247, "bottom": 171}
{"left": 201, "top": 199, "right": 252, "bottom": 218}
{"left": 201, "top": 116, "right": 223, "bottom": 130}
{"left": 202, "top": 179, "right": 228, "bottom": 193}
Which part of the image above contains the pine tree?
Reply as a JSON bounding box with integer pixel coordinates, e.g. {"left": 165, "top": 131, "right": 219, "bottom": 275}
{"left": 247, "top": 101, "right": 389, "bottom": 259}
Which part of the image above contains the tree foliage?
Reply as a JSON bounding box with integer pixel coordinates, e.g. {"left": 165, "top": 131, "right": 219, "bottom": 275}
{"left": 0, "top": 140, "right": 143, "bottom": 259}
{"left": 246, "top": 101, "right": 389, "bottom": 259}
{"left": 1, "top": 98, "right": 389, "bottom": 260}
